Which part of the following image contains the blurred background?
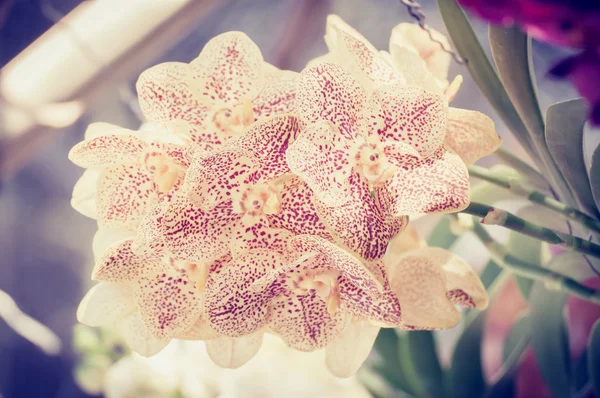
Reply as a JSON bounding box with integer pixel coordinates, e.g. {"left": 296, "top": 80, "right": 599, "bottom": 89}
{"left": 0, "top": 0, "right": 583, "bottom": 397}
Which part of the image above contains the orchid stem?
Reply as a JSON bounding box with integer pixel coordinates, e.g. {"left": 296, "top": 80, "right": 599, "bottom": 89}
{"left": 461, "top": 202, "right": 600, "bottom": 260}
{"left": 493, "top": 147, "right": 549, "bottom": 190}
{"left": 468, "top": 221, "right": 600, "bottom": 304}
{"left": 468, "top": 165, "right": 600, "bottom": 234}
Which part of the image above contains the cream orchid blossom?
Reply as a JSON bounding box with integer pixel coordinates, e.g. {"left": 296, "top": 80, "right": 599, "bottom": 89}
{"left": 136, "top": 32, "right": 297, "bottom": 149}
{"left": 69, "top": 122, "right": 192, "bottom": 231}
{"left": 287, "top": 62, "right": 465, "bottom": 259}
{"left": 312, "top": 15, "right": 501, "bottom": 166}
{"left": 76, "top": 239, "right": 205, "bottom": 357}
{"left": 71, "top": 28, "right": 492, "bottom": 378}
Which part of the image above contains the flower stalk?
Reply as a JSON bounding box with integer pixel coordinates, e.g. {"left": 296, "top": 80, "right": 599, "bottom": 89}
{"left": 468, "top": 164, "right": 600, "bottom": 234}
{"left": 493, "top": 146, "right": 549, "bottom": 190}
{"left": 462, "top": 202, "right": 600, "bottom": 260}
{"left": 467, "top": 220, "right": 600, "bottom": 304}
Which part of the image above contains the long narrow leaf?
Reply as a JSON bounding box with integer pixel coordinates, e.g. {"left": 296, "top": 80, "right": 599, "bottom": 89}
{"left": 449, "top": 313, "right": 486, "bottom": 398}
{"left": 588, "top": 319, "right": 600, "bottom": 396}
{"left": 396, "top": 330, "right": 446, "bottom": 397}
{"left": 529, "top": 252, "right": 599, "bottom": 397}
{"left": 502, "top": 312, "right": 531, "bottom": 364}
{"left": 589, "top": 147, "right": 600, "bottom": 213}
{"left": 488, "top": 26, "right": 544, "bottom": 140}
{"left": 373, "top": 328, "right": 417, "bottom": 395}
{"left": 437, "top": 0, "right": 535, "bottom": 160}
{"left": 488, "top": 25, "right": 575, "bottom": 206}
{"left": 546, "top": 99, "right": 598, "bottom": 217}
{"left": 529, "top": 282, "right": 571, "bottom": 397}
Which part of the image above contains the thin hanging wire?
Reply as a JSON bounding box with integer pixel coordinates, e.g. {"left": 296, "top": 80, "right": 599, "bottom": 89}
{"left": 399, "top": 0, "right": 466, "bottom": 64}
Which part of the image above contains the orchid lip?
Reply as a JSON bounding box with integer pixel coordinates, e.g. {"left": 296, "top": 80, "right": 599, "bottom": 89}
{"left": 212, "top": 97, "right": 255, "bottom": 139}
{"left": 285, "top": 269, "right": 342, "bottom": 315}
{"left": 142, "top": 149, "right": 185, "bottom": 193}
{"left": 232, "top": 184, "right": 281, "bottom": 221}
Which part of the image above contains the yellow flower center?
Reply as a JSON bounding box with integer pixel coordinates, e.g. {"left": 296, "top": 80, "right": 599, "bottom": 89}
{"left": 212, "top": 97, "right": 254, "bottom": 140}
{"left": 286, "top": 269, "right": 341, "bottom": 315}
{"left": 232, "top": 184, "right": 281, "bottom": 223}
{"left": 143, "top": 149, "right": 185, "bottom": 193}
{"left": 351, "top": 139, "right": 397, "bottom": 187}
{"left": 171, "top": 259, "right": 210, "bottom": 293}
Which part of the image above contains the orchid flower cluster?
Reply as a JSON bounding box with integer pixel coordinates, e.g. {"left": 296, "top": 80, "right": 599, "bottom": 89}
{"left": 70, "top": 16, "right": 500, "bottom": 377}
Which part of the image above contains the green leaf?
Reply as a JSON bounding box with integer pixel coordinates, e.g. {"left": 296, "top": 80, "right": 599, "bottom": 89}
{"left": 529, "top": 281, "right": 571, "bottom": 398}
{"left": 506, "top": 206, "right": 542, "bottom": 300}
{"left": 437, "top": 0, "right": 533, "bottom": 156}
{"left": 396, "top": 331, "right": 445, "bottom": 398}
{"left": 449, "top": 313, "right": 486, "bottom": 398}
{"left": 488, "top": 26, "right": 544, "bottom": 139}
{"left": 502, "top": 312, "right": 531, "bottom": 364}
{"left": 588, "top": 319, "right": 600, "bottom": 397}
{"left": 526, "top": 251, "right": 598, "bottom": 398}
{"left": 479, "top": 260, "right": 502, "bottom": 289}
{"left": 373, "top": 328, "right": 417, "bottom": 395}
{"left": 427, "top": 217, "right": 457, "bottom": 250}
{"left": 583, "top": 122, "right": 600, "bottom": 173}
{"left": 589, "top": 145, "right": 600, "bottom": 214}
{"left": 546, "top": 99, "right": 598, "bottom": 217}
{"left": 488, "top": 25, "right": 575, "bottom": 206}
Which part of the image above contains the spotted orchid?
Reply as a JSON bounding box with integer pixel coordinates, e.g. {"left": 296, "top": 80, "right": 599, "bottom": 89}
{"left": 72, "top": 26, "right": 492, "bottom": 377}
{"left": 69, "top": 122, "right": 191, "bottom": 231}
{"left": 136, "top": 32, "right": 297, "bottom": 150}
{"left": 311, "top": 15, "right": 501, "bottom": 166}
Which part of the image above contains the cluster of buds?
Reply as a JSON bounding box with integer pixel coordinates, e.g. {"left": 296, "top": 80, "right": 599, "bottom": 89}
{"left": 71, "top": 16, "right": 500, "bottom": 376}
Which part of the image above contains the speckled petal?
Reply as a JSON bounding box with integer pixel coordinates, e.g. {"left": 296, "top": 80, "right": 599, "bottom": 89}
{"left": 325, "top": 15, "right": 375, "bottom": 54}
{"left": 387, "top": 45, "right": 441, "bottom": 94}
{"left": 162, "top": 195, "right": 239, "bottom": 263}
{"left": 97, "top": 164, "right": 159, "bottom": 230}
{"left": 84, "top": 122, "right": 131, "bottom": 140}
{"left": 205, "top": 332, "right": 264, "bottom": 369}
{"left": 376, "top": 148, "right": 470, "bottom": 216}
{"left": 191, "top": 32, "right": 264, "bottom": 106}
{"left": 330, "top": 17, "right": 402, "bottom": 88}
{"left": 439, "top": 249, "right": 489, "bottom": 309}
{"left": 325, "top": 320, "right": 380, "bottom": 378}
{"left": 230, "top": 221, "right": 294, "bottom": 258}
{"left": 206, "top": 250, "right": 284, "bottom": 336}
{"left": 314, "top": 174, "right": 408, "bottom": 261}
{"left": 290, "top": 234, "right": 384, "bottom": 295}
{"left": 368, "top": 85, "right": 447, "bottom": 157}
{"left": 92, "top": 228, "right": 137, "bottom": 263}
{"left": 387, "top": 247, "right": 468, "bottom": 330}
{"left": 116, "top": 312, "right": 170, "bottom": 357}
{"left": 267, "top": 177, "right": 334, "bottom": 240}
{"left": 268, "top": 290, "right": 349, "bottom": 352}
{"left": 184, "top": 149, "right": 259, "bottom": 210}
{"left": 136, "top": 62, "right": 202, "bottom": 123}
{"left": 77, "top": 283, "right": 136, "bottom": 327}
{"left": 71, "top": 168, "right": 101, "bottom": 219}
{"left": 132, "top": 202, "right": 167, "bottom": 257}
{"left": 339, "top": 277, "right": 402, "bottom": 326}
{"left": 286, "top": 121, "right": 353, "bottom": 207}
{"left": 390, "top": 23, "right": 451, "bottom": 85}
{"left": 234, "top": 115, "right": 302, "bottom": 181}
{"left": 297, "top": 63, "right": 366, "bottom": 140}
{"left": 253, "top": 69, "right": 298, "bottom": 118}
{"left": 445, "top": 107, "right": 501, "bottom": 165}
{"left": 92, "top": 239, "right": 162, "bottom": 283}
{"left": 175, "top": 318, "right": 220, "bottom": 340}
{"left": 135, "top": 268, "right": 203, "bottom": 339}
{"left": 69, "top": 134, "right": 146, "bottom": 168}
